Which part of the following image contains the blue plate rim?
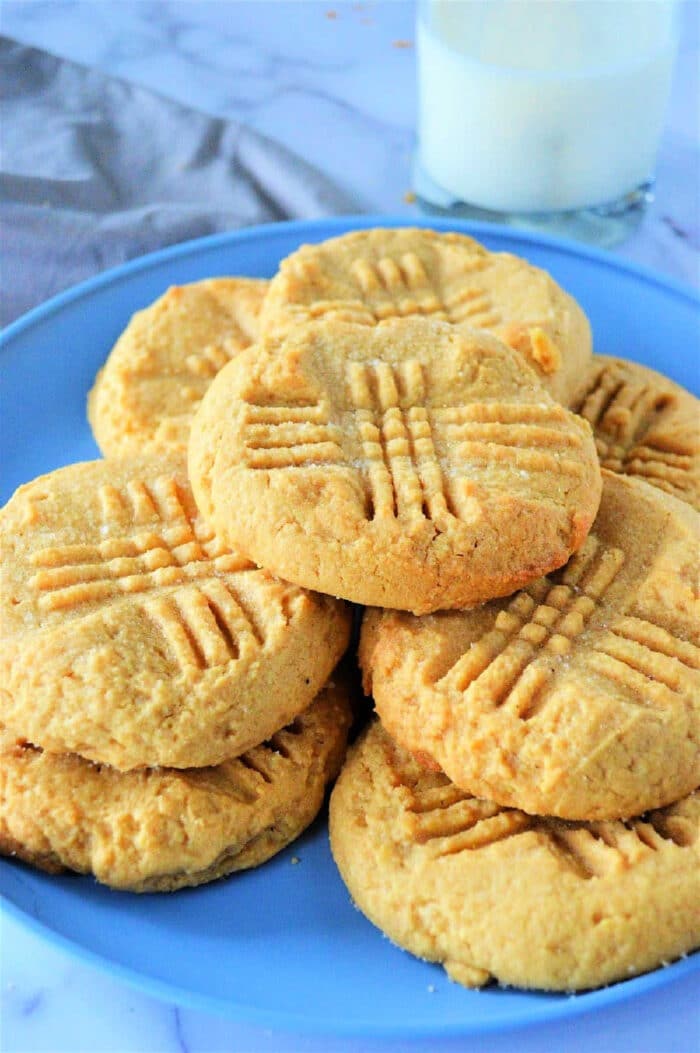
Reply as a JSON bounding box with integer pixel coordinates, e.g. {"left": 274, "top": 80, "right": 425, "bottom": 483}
{"left": 1, "top": 214, "right": 698, "bottom": 1037}
{"left": 2, "top": 214, "right": 698, "bottom": 349}
{"left": 2, "top": 881, "right": 698, "bottom": 1038}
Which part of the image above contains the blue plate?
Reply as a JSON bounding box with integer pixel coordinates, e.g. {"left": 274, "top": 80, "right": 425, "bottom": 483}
{"left": 1, "top": 217, "right": 698, "bottom": 1037}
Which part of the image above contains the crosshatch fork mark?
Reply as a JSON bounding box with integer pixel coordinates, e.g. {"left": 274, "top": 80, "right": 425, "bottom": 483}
{"left": 238, "top": 731, "right": 302, "bottom": 784}
{"left": 394, "top": 761, "right": 533, "bottom": 856}
{"left": 96, "top": 476, "right": 198, "bottom": 525}
{"left": 443, "top": 285, "right": 501, "bottom": 327}
{"left": 576, "top": 371, "right": 667, "bottom": 447}
{"left": 187, "top": 741, "right": 295, "bottom": 803}
{"left": 29, "top": 477, "right": 253, "bottom": 612}
{"left": 187, "top": 716, "right": 311, "bottom": 801}
{"left": 351, "top": 255, "right": 448, "bottom": 321}
{"left": 296, "top": 263, "right": 499, "bottom": 328}
{"left": 436, "top": 401, "right": 587, "bottom": 477}
{"left": 621, "top": 443, "right": 695, "bottom": 496}
{"left": 241, "top": 366, "right": 589, "bottom": 520}
{"left": 390, "top": 752, "right": 696, "bottom": 872}
{"left": 406, "top": 792, "right": 532, "bottom": 856}
{"left": 437, "top": 536, "right": 626, "bottom": 717}
{"left": 144, "top": 580, "right": 264, "bottom": 672}
{"left": 575, "top": 369, "right": 696, "bottom": 489}
{"left": 185, "top": 340, "right": 236, "bottom": 380}
{"left": 348, "top": 253, "right": 495, "bottom": 325}
{"left": 348, "top": 359, "right": 456, "bottom": 521}
{"left": 241, "top": 400, "right": 345, "bottom": 470}
{"left": 588, "top": 613, "right": 700, "bottom": 705}
{"left": 545, "top": 814, "right": 697, "bottom": 878}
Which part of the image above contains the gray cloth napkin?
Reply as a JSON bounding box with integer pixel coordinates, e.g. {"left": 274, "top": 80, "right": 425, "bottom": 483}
{"left": 0, "top": 36, "right": 363, "bottom": 326}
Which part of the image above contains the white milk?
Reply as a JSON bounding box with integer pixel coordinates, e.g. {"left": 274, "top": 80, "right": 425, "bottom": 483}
{"left": 417, "top": 0, "right": 678, "bottom": 213}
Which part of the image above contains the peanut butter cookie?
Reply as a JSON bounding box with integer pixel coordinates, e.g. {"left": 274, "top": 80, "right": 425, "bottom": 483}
{"left": 361, "top": 472, "right": 700, "bottom": 818}
{"left": 330, "top": 721, "right": 700, "bottom": 991}
{"left": 88, "top": 278, "right": 268, "bottom": 456}
{"left": 1, "top": 680, "right": 351, "bottom": 891}
{"left": 1, "top": 456, "right": 350, "bottom": 770}
{"left": 189, "top": 318, "right": 601, "bottom": 614}
{"left": 573, "top": 355, "right": 700, "bottom": 511}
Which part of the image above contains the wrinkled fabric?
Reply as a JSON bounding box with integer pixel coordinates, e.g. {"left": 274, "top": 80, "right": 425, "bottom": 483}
{"left": 0, "top": 36, "right": 362, "bottom": 325}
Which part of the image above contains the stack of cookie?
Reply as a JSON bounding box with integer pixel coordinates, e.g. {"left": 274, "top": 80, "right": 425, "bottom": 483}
{"left": 2, "top": 227, "right": 698, "bottom": 992}
{"left": 0, "top": 284, "right": 353, "bottom": 891}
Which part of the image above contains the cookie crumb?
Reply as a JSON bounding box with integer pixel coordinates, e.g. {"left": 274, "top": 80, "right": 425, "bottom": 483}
{"left": 291, "top": 856, "right": 300, "bottom": 865}
{"left": 393, "top": 39, "right": 413, "bottom": 49}
{"left": 403, "top": 191, "right": 417, "bottom": 205}
{"left": 326, "top": 9, "right": 338, "bottom": 18}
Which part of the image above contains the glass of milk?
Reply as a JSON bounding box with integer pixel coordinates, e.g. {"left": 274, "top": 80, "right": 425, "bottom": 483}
{"left": 414, "top": 0, "right": 680, "bottom": 246}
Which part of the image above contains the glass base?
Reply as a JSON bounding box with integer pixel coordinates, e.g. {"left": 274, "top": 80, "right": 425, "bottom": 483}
{"left": 413, "top": 161, "right": 653, "bottom": 249}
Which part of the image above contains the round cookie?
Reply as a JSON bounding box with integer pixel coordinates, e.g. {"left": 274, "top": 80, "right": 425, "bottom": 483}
{"left": 259, "top": 227, "right": 592, "bottom": 406}
{"left": 189, "top": 318, "right": 601, "bottom": 614}
{"left": 88, "top": 277, "right": 268, "bottom": 456}
{"left": 0, "top": 680, "right": 352, "bottom": 892}
{"left": 573, "top": 355, "right": 700, "bottom": 511}
{"left": 0, "top": 456, "right": 351, "bottom": 770}
{"left": 329, "top": 721, "right": 700, "bottom": 992}
{"left": 360, "top": 472, "right": 700, "bottom": 819}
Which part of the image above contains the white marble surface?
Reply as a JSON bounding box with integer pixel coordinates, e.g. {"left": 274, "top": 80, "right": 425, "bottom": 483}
{"left": 2, "top": 0, "right": 699, "bottom": 284}
{"left": 1, "top": 3, "right": 699, "bottom": 1051}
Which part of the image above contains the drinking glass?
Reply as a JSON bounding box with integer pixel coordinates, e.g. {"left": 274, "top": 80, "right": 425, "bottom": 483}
{"left": 414, "top": 0, "right": 680, "bottom": 246}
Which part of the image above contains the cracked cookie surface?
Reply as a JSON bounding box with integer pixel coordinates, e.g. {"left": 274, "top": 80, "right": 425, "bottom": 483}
{"left": 329, "top": 720, "right": 700, "bottom": 991}
{"left": 189, "top": 317, "right": 601, "bottom": 614}
{"left": 360, "top": 472, "right": 700, "bottom": 818}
